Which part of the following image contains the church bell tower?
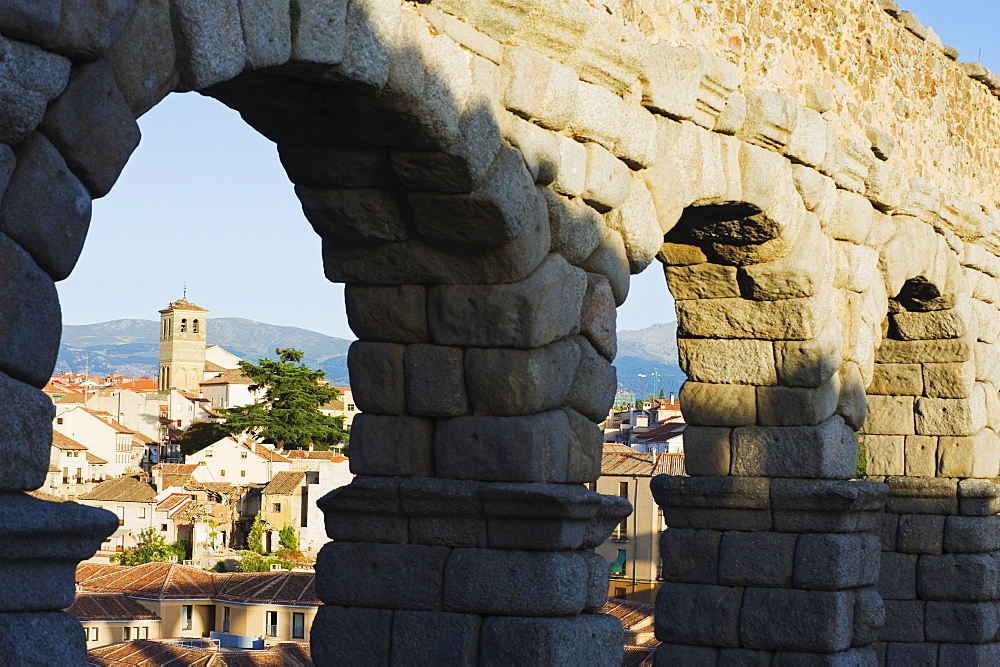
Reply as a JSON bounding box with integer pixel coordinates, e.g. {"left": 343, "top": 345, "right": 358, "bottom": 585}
{"left": 158, "top": 297, "right": 209, "bottom": 392}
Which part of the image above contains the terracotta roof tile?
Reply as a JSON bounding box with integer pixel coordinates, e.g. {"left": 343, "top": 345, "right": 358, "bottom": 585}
{"left": 52, "top": 431, "right": 88, "bottom": 450}
{"left": 29, "top": 489, "right": 64, "bottom": 502}
{"left": 79, "top": 562, "right": 218, "bottom": 600}
{"left": 601, "top": 447, "right": 687, "bottom": 477}
{"left": 82, "top": 408, "right": 136, "bottom": 434}
{"left": 250, "top": 443, "right": 290, "bottom": 463}
{"left": 156, "top": 494, "right": 189, "bottom": 512}
{"left": 160, "top": 298, "right": 208, "bottom": 313}
{"left": 79, "top": 476, "right": 157, "bottom": 503}
{"left": 262, "top": 471, "right": 306, "bottom": 495}
{"left": 67, "top": 592, "right": 161, "bottom": 621}
{"left": 77, "top": 563, "right": 130, "bottom": 584}
{"left": 214, "top": 571, "right": 319, "bottom": 607}
{"left": 201, "top": 368, "right": 253, "bottom": 386}
{"left": 86, "top": 452, "right": 108, "bottom": 465}
{"left": 160, "top": 473, "right": 193, "bottom": 488}
{"left": 601, "top": 597, "right": 655, "bottom": 631}
{"left": 622, "top": 645, "right": 657, "bottom": 667}
{"left": 286, "top": 450, "right": 347, "bottom": 461}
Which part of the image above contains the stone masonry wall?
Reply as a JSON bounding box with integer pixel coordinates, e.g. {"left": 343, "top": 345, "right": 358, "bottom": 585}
{"left": 3, "top": 0, "right": 1000, "bottom": 664}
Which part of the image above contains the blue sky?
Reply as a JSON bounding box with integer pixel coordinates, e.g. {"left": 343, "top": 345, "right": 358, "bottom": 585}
{"left": 57, "top": 2, "right": 998, "bottom": 338}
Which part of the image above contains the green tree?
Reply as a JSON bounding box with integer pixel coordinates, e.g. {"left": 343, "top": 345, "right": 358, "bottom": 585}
{"left": 237, "top": 551, "right": 292, "bottom": 572}
{"left": 112, "top": 527, "right": 187, "bottom": 566}
{"left": 278, "top": 525, "right": 298, "bottom": 551}
{"left": 217, "top": 348, "right": 347, "bottom": 450}
{"left": 176, "top": 421, "right": 227, "bottom": 457}
{"left": 248, "top": 514, "right": 266, "bottom": 555}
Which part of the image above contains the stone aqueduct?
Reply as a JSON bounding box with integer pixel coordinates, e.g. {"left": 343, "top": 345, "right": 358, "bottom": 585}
{"left": 3, "top": 0, "right": 1000, "bottom": 663}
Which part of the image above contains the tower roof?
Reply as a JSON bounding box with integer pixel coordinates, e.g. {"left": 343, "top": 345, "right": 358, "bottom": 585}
{"left": 159, "top": 298, "right": 208, "bottom": 313}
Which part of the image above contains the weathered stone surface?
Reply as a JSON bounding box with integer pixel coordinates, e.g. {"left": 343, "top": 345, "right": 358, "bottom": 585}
{"left": 943, "top": 515, "right": 1000, "bottom": 553}
{"left": 0, "top": 2, "right": 61, "bottom": 45}
{"left": 481, "top": 483, "right": 598, "bottom": 551}
{"left": 579, "top": 273, "right": 616, "bottom": 361}
{"left": 0, "top": 36, "right": 70, "bottom": 146}
{"left": 1, "top": 493, "right": 118, "bottom": 611}
{"left": 852, "top": 587, "right": 885, "bottom": 647}
{"left": 582, "top": 141, "right": 631, "bottom": 212}
{"left": 656, "top": 582, "right": 742, "bottom": 648}
{"left": 345, "top": 284, "right": 428, "bottom": 344}
{"left": 660, "top": 529, "right": 721, "bottom": 584}
{"left": 563, "top": 407, "right": 603, "bottom": 484}
{"left": 479, "top": 614, "right": 622, "bottom": 666}
{"left": 896, "top": 514, "right": 945, "bottom": 555}
{"left": 0, "top": 371, "right": 55, "bottom": 491}
{"left": 937, "top": 429, "right": 1000, "bottom": 478}
{"left": 401, "top": 477, "right": 487, "bottom": 548}
{"left": 877, "top": 552, "right": 917, "bottom": 601}
{"left": 563, "top": 336, "right": 616, "bottom": 422}
{"left": 653, "top": 644, "right": 720, "bottom": 665}
{"left": 347, "top": 341, "right": 405, "bottom": 415}
{"left": 836, "top": 362, "right": 867, "bottom": 430}
{"left": 904, "top": 434, "right": 937, "bottom": 477}
{"left": 867, "top": 363, "right": 923, "bottom": 396}
{"left": 738, "top": 233, "right": 830, "bottom": 301}
{"left": 958, "top": 478, "right": 1000, "bottom": 516}
{"left": 679, "top": 338, "right": 776, "bottom": 386}
{"left": 237, "top": 0, "right": 292, "bottom": 69}
{"left": 104, "top": 0, "right": 178, "bottom": 117}
{"left": 0, "top": 232, "right": 61, "bottom": 388}
{"left": 171, "top": 0, "right": 246, "bottom": 90}
{"left": 299, "top": 187, "right": 409, "bottom": 242}
{"left": 719, "top": 531, "right": 796, "bottom": 587}
{"left": 680, "top": 381, "right": 756, "bottom": 427}
{"left": 917, "top": 553, "right": 1000, "bottom": 602}
{"left": 316, "top": 541, "right": 449, "bottom": 610}
{"left": 349, "top": 414, "right": 434, "bottom": 478}
{"left": 794, "top": 533, "right": 880, "bottom": 590}
{"left": 0, "top": 133, "right": 91, "bottom": 281}
{"left": 391, "top": 610, "right": 480, "bottom": 665}
{"left": 756, "top": 374, "right": 840, "bottom": 427}
{"left": 890, "top": 309, "right": 967, "bottom": 340}
{"left": 731, "top": 415, "right": 858, "bottom": 479}
{"left": 404, "top": 344, "right": 468, "bottom": 417}
{"left": 863, "top": 395, "right": 915, "bottom": 435}
{"left": 311, "top": 605, "right": 392, "bottom": 665}
{"left": 916, "top": 396, "right": 985, "bottom": 436}
{"left": 580, "top": 227, "right": 630, "bottom": 305}
{"left": 740, "top": 588, "right": 854, "bottom": 652}
{"left": 924, "top": 362, "right": 976, "bottom": 398}
{"left": 774, "top": 321, "right": 844, "bottom": 387}
{"left": 544, "top": 189, "right": 604, "bottom": 266}
{"left": 864, "top": 435, "right": 905, "bottom": 476}
{"left": 429, "top": 253, "right": 587, "bottom": 348}
{"left": 465, "top": 338, "right": 579, "bottom": 417}
{"left": 682, "top": 426, "right": 732, "bottom": 476}
{"left": 606, "top": 175, "right": 662, "bottom": 273}
{"left": 444, "top": 548, "right": 588, "bottom": 616}
{"left": 290, "top": 0, "right": 347, "bottom": 65}
{"left": 876, "top": 338, "right": 972, "bottom": 364}
{"left": 666, "top": 263, "right": 740, "bottom": 300}
{"left": 677, "top": 293, "right": 830, "bottom": 341}
{"left": 319, "top": 476, "right": 408, "bottom": 543}
{"left": 39, "top": 59, "right": 141, "bottom": 198}
{"left": 880, "top": 599, "right": 924, "bottom": 643}
{"left": 44, "top": 0, "right": 138, "bottom": 60}
{"left": 885, "top": 476, "right": 958, "bottom": 515}
{"left": 925, "top": 601, "right": 1000, "bottom": 643}
{"left": 434, "top": 410, "right": 569, "bottom": 483}
{"left": 0, "top": 612, "right": 86, "bottom": 665}
{"left": 410, "top": 146, "right": 545, "bottom": 245}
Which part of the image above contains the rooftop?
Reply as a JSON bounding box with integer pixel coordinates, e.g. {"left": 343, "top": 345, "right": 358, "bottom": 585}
{"left": 78, "top": 562, "right": 218, "bottom": 600}
{"left": 52, "top": 432, "right": 88, "bottom": 451}
{"left": 87, "top": 640, "right": 311, "bottom": 666}
{"left": 262, "top": 471, "right": 306, "bottom": 496}
{"left": 79, "top": 476, "right": 157, "bottom": 503}
{"left": 67, "top": 592, "right": 162, "bottom": 622}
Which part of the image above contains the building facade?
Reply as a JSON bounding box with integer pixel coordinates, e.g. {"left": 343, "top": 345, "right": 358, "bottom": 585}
{"left": 158, "top": 298, "right": 209, "bottom": 393}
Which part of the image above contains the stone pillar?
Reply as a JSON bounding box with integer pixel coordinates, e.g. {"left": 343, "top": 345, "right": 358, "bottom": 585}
{"left": 312, "top": 255, "right": 630, "bottom": 664}
{"left": 650, "top": 128, "right": 890, "bottom": 662}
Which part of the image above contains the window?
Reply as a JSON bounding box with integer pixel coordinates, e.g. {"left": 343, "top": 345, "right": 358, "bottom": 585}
{"left": 587, "top": 481, "right": 597, "bottom": 492}
{"left": 241, "top": 451, "right": 248, "bottom": 459}
{"left": 123, "top": 626, "right": 131, "bottom": 640}
{"left": 240, "top": 470, "right": 246, "bottom": 477}
{"left": 115, "top": 506, "right": 125, "bottom": 526}
{"left": 619, "top": 481, "right": 629, "bottom": 498}
{"left": 181, "top": 605, "right": 193, "bottom": 631}
{"left": 292, "top": 612, "right": 305, "bottom": 639}
{"left": 205, "top": 451, "right": 212, "bottom": 457}
{"left": 273, "top": 503, "right": 281, "bottom": 513}
{"left": 223, "top": 606, "right": 231, "bottom": 633}
{"left": 265, "top": 611, "right": 278, "bottom": 637}
{"left": 161, "top": 524, "right": 168, "bottom": 532}
{"left": 180, "top": 318, "right": 187, "bottom": 333}
{"left": 138, "top": 507, "right": 146, "bottom": 519}
{"left": 220, "top": 470, "right": 226, "bottom": 477}
{"left": 193, "top": 319, "right": 199, "bottom": 333}
{"left": 56, "top": 417, "right": 63, "bottom": 424}
{"left": 611, "top": 549, "right": 627, "bottom": 576}
{"left": 347, "top": 403, "right": 355, "bottom": 411}
{"left": 613, "top": 519, "right": 628, "bottom": 542}
{"left": 88, "top": 627, "right": 99, "bottom": 642}
{"left": 614, "top": 587, "right": 628, "bottom": 599}
{"left": 141, "top": 627, "right": 148, "bottom": 639}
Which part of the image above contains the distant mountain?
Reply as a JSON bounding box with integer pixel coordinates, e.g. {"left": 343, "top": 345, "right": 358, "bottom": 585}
{"left": 56, "top": 318, "right": 353, "bottom": 386}
{"left": 56, "top": 319, "right": 682, "bottom": 398}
